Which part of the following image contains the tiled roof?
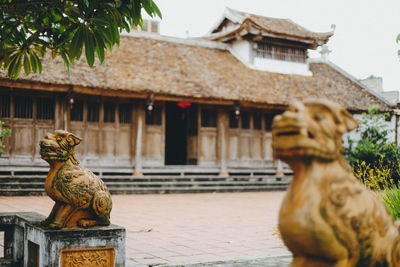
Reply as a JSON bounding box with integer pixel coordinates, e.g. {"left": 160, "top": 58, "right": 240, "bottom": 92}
{"left": 209, "top": 8, "right": 333, "bottom": 48}
{"left": 0, "top": 34, "right": 390, "bottom": 111}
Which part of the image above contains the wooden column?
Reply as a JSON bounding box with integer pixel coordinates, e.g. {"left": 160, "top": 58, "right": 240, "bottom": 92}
{"left": 54, "top": 95, "right": 66, "bottom": 131}
{"left": 218, "top": 109, "right": 228, "bottom": 176}
{"left": 133, "top": 106, "right": 144, "bottom": 176}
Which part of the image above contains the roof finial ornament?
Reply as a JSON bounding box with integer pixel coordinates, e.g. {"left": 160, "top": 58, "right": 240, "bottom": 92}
{"left": 320, "top": 44, "right": 331, "bottom": 61}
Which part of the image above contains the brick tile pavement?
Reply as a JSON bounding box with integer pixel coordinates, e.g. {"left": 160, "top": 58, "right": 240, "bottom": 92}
{"left": 0, "top": 192, "right": 290, "bottom": 266}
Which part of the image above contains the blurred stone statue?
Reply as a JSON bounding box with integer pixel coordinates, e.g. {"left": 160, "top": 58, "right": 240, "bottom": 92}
{"left": 40, "top": 130, "right": 112, "bottom": 229}
{"left": 273, "top": 99, "right": 400, "bottom": 267}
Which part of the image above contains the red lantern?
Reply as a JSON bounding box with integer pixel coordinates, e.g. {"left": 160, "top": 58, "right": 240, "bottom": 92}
{"left": 177, "top": 102, "right": 192, "bottom": 109}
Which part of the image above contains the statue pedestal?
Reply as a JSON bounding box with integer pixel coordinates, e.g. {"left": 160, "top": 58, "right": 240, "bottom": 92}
{"left": 0, "top": 212, "right": 125, "bottom": 267}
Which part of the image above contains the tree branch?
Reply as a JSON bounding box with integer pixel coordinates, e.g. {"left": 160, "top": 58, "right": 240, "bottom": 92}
{"left": 0, "top": 1, "right": 55, "bottom": 8}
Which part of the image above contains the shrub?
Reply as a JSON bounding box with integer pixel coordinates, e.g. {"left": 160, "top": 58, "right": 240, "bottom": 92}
{"left": 346, "top": 106, "right": 400, "bottom": 185}
{"left": 0, "top": 121, "right": 11, "bottom": 156}
{"left": 380, "top": 185, "right": 400, "bottom": 220}
{"left": 352, "top": 159, "right": 396, "bottom": 190}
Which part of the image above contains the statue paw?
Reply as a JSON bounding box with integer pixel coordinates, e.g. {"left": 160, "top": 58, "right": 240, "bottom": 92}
{"left": 77, "top": 219, "right": 95, "bottom": 228}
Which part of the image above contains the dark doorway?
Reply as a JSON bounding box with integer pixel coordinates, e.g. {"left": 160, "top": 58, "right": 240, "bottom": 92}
{"left": 165, "top": 102, "right": 198, "bottom": 165}
{"left": 165, "top": 102, "right": 187, "bottom": 165}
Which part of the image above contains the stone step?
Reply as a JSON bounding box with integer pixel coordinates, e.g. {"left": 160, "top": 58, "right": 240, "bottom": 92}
{"left": 0, "top": 175, "right": 292, "bottom": 196}
{"left": 0, "top": 179, "right": 288, "bottom": 187}
{"left": 0, "top": 188, "right": 46, "bottom": 196}
{"left": 108, "top": 185, "right": 288, "bottom": 194}
{"left": 0, "top": 183, "right": 44, "bottom": 189}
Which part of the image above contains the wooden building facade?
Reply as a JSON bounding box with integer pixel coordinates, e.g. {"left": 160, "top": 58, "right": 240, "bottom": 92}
{"left": 0, "top": 88, "right": 279, "bottom": 175}
{"left": 0, "top": 8, "right": 392, "bottom": 177}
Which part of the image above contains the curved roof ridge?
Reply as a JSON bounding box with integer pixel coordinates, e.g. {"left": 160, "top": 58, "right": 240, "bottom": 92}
{"left": 208, "top": 7, "right": 333, "bottom": 47}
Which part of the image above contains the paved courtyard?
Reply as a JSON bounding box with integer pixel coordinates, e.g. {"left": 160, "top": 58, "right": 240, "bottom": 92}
{"left": 0, "top": 192, "right": 290, "bottom": 266}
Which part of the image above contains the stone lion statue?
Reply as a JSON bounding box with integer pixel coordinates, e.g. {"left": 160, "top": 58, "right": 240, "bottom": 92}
{"left": 39, "top": 130, "right": 112, "bottom": 229}
{"left": 273, "top": 99, "right": 400, "bottom": 267}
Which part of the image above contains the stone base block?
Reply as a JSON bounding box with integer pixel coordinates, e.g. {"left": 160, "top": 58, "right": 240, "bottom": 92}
{"left": 0, "top": 212, "right": 125, "bottom": 267}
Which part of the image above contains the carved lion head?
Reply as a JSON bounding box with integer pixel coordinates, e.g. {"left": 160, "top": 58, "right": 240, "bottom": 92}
{"left": 272, "top": 99, "right": 358, "bottom": 161}
{"left": 40, "top": 130, "right": 82, "bottom": 164}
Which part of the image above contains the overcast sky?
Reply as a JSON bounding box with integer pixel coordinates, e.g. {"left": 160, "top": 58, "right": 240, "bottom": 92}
{"left": 152, "top": 0, "right": 400, "bottom": 92}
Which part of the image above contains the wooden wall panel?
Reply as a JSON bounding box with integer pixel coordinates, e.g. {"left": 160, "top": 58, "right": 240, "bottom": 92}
{"left": 144, "top": 125, "right": 164, "bottom": 165}
{"left": 13, "top": 124, "right": 33, "bottom": 156}
{"left": 102, "top": 127, "right": 116, "bottom": 159}
{"left": 199, "top": 130, "right": 217, "bottom": 164}
{"left": 86, "top": 127, "right": 100, "bottom": 156}
{"left": 239, "top": 134, "right": 251, "bottom": 159}
{"left": 145, "top": 132, "right": 162, "bottom": 158}
{"left": 228, "top": 135, "right": 239, "bottom": 160}
{"left": 252, "top": 136, "right": 262, "bottom": 159}
{"left": 263, "top": 133, "right": 273, "bottom": 160}
{"left": 69, "top": 123, "right": 85, "bottom": 158}
{"left": 187, "top": 136, "right": 198, "bottom": 161}
{"left": 117, "top": 127, "right": 131, "bottom": 158}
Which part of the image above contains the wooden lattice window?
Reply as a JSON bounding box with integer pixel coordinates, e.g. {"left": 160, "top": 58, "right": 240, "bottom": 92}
{"left": 229, "top": 111, "right": 239, "bottom": 128}
{"left": 36, "top": 97, "right": 55, "bottom": 120}
{"left": 253, "top": 112, "right": 262, "bottom": 130}
{"left": 241, "top": 111, "right": 250, "bottom": 129}
{"left": 70, "top": 100, "right": 83, "bottom": 121}
{"left": 146, "top": 105, "right": 162, "bottom": 125}
{"left": 87, "top": 102, "right": 100, "bottom": 122}
{"left": 119, "top": 103, "right": 131, "bottom": 124}
{"left": 104, "top": 103, "right": 115, "bottom": 123}
{"left": 265, "top": 114, "right": 274, "bottom": 131}
{"left": 0, "top": 95, "right": 10, "bottom": 118}
{"left": 255, "top": 43, "right": 307, "bottom": 63}
{"left": 201, "top": 109, "right": 217, "bottom": 127}
{"left": 14, "top": 96, "right": 33, "bottom": 119}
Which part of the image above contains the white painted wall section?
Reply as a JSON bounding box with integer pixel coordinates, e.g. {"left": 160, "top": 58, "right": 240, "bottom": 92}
{"left": 253, "top": 57, "right": 312, "bottom": 76}
{"left": 231, "top": 40, "right": 251, "bottom": 63}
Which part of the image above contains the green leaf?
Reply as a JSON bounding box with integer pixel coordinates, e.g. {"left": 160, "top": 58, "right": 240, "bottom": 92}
{"left": 92, "top": 17, "right": 110, "bottom": 27}
{"left": 29, "top": 50, "right": 38, "bottom": 73}
{"left": 69, "top": 26, "right": 84, "bottom": 59}
{"left": 7, "top": 53, "right": 22, "bottom": 79}
{"left": 30, "top": 51, "right": 42, "bottom": 73}
{"left": 0, "top": 0, "right": 163, "bottom": 78}
{"left": 397, "top": 34, "right": 400, "bottom": 43}
{"left": 122, "top": 19, "right": 131, "bottom": 32}
{"left": 102, "top": 26, "right": 114, "bottom": 50}
{"left": 151, "top": 1, "right": 162, "bottom": 19}
{"left": 93, "top": 31, "right": 105, "bottom": 63}
{"left": 84, "top": 27, "right": 95, "bottom": 67}
{"left": 23, "top": 53, "right": 31, "bottom": 75}
{"left": 60, "top": 51, "right": 71, "bottom": 74}
{"left": 141, "top": 0, "right": 154, "bottom": 17}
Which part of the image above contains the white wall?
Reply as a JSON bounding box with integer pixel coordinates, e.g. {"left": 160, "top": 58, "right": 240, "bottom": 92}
{"left": 253, "top": 57, "right": 312, "bottom": 76}
{"left": 231, "top": 40, "right": 252, "bottom": 63}
{"left": 230, "top": 40, "right": 312, "bottom": 76}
